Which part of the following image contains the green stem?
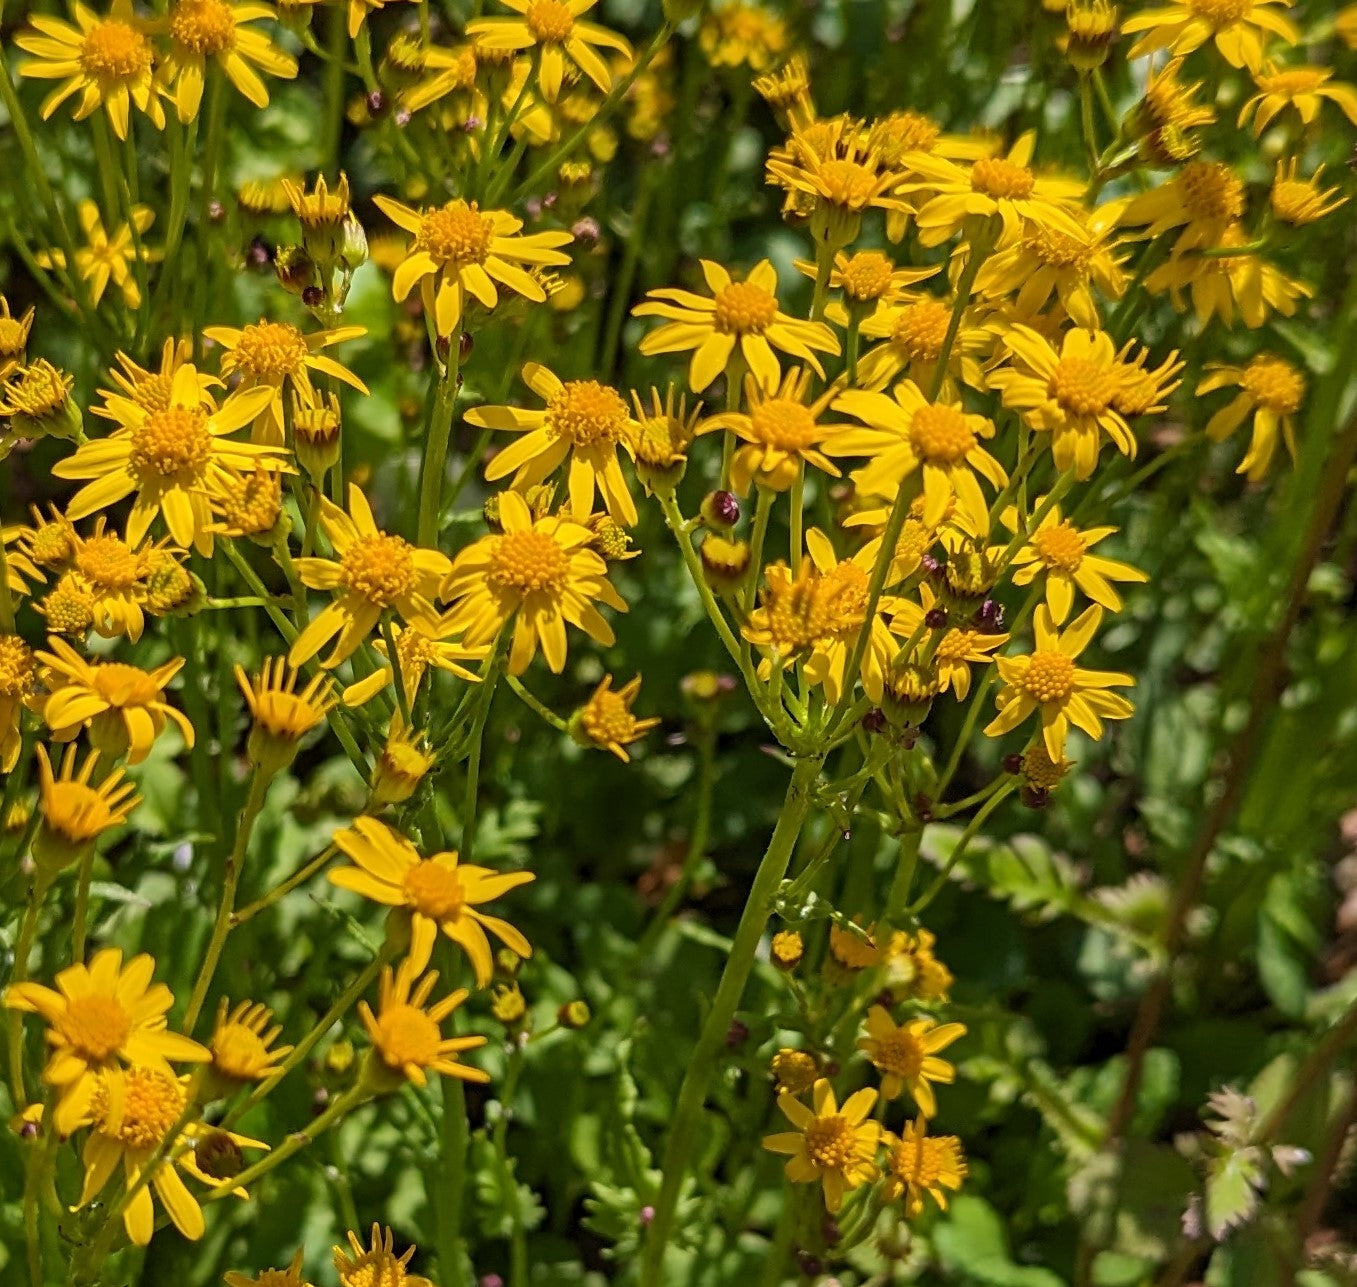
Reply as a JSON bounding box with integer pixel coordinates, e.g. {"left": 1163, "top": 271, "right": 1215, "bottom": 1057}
{"left": 70, "top": 844, "right": 97, "bottom": 964}
{"left": 7, "top": 885, "right": 44, "bottom": 1105}
{"left": 598, "top": 160, "right": 660, "bottom": 380}
{"left": 383, "top": 617, "right": 413, "bottom": 728}
{"left": 417, "top": 352, "right": 462, "bottom": 548}
{"left": 231, "top": 843, "right": 337, "bottom": 927}
{"left": 743, "top": 486, "right": 774, "bottom": 613}
{"left": 908, "top": 781, "right": 1017, "bottom": 914}
{"left": 504, "top": 673, "right": 567, "bottom": 732}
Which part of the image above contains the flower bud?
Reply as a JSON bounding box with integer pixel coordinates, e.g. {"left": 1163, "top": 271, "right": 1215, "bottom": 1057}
{"left": 699, "top": 534, "right": 750, "bottom": 593}
{"left": 770, "top": 930, "right": 804, "bottom": 970}
{"left": 275, "top": 245, "right": 317, "bottom": 296}
{"left": 700, "top": 490, "right": 740, "bottom": 530}
{"left": 557, "top": 1000, "right": 591, "bottom": 1029}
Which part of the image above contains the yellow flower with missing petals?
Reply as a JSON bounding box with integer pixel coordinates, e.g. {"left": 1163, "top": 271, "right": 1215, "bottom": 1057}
{"left": 853, "top": 292, "right": 989, "bottom": 393}
{"left": 373, "top": 194, "right": 572, "bottom": 336}
{"left": 342, "top": 614, "right": 486, "bottom": 707}
{"left": 38, "top": 636, "right": 195, "bottom": 763}
{"left": 442, "top": 491, "right": 628, "bottom": 676}
{"left": 468, "top": 0, "right": 631, "bottom": 101}
{"left": 1122, "top": 0, "right": 1299, "bottom": 72}
{"left": 14, "top": 0, "right": 164, "bottom": 139}
{"left": 3, "top": 948, "right": 209, "bottom": 1135}
{"left": 984, "top": 604, "right": 1134, "bottom": 761}
{"left": 1239, "top": 63, "right": 1357, "bottom": 135}
{"left": 1007, "top": 502, "right": 1147, "bottom": 623}
{"left": 573, "top": 674, "right": 661, "bottom": 761}
{"left": 633, "top": 259, "right": 839, "bottom": 393}
{"left": 870, "top": 586, "right": 1008, "bottom": 704}
{"left": 159, "top": 0, "right": 299, "bottom": 123}
{"left": 1270, "top": 160, "right": 1346, "bottom": 226}
{"left": 0, "top": 296, "right": 35, "bottom": 368}
{"left": 763, "top": 1077, "right": 880, "bottom": 1213}
{"left": 883, "top": 1117, "right": 968, "bottom": 1217}
{"left": 1198, "top": 354, "right": 1304, "bottom": 482}
{"left": 359, "top": 957, "right": 489, "bottom": 1089}
{"left": 35, "top": 201, "right": 160, "bottom": 309}
{"left": 95, "top": 338, "right": 220, "bottom": 419}
{"left": 468, "top": 363, "right": 640, "bottom": 525}
{"left": 1119, "top": 160, "right": 1245, "bottom": 255}
{"left": 289, "top": 486, "right": 452, "bottom": 670}
{"left": 32, "top": 744, "right": 140, "bottom": 876}
{"left": 334, "top": 1227, "right": 433, "bottom": 1287}
{"left": 64, "top": 518, "right": 164, "bottom": 642}
{"left": 858, "top": 1006, "right": 965, "bottom": 1113}
{"left": 54, "top": 362, "right": 284, "bottom": 555}
{"left": 210, "top": 999, "right": 293, "bottom": 1085}
{"left": 329, "top": 816, "right": 534, "bottom": 984}
{"left": 235, "top": 658, "right": 335, "bottom": 772}
{"left": 225, "top": 1251, "right": 314, "bottom": 1287}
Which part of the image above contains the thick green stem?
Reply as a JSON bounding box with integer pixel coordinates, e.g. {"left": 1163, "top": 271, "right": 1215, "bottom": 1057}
{"left": 417, "top": 352, "right": 462, "bottom": 549}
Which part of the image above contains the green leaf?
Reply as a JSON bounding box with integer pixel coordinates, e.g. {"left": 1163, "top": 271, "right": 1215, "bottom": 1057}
{"left": 1204, "top": 1146, "right": 1265, "bottom": 1241}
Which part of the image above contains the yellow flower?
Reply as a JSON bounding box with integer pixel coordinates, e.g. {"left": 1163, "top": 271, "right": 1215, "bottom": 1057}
{"left": 202, "top": 319, "right": 368, "bottom": 445}
{"left": 359, "top": 957, "right": 489, "bottom": 1088}
{"left": 1135, "top": 54, "right": 1217, "bottom": 136}
{"left": 96, "top": 337, "right": 220, "bottom": 418}
{"left": 573, "top": 674, "right": 660, "bottom": 761}
{"left": 14, "top": 0, "right": 164, "bottom": 139}
{"left": 225, "top": 1250, "right": 314, "bottom": 1287}
{"left": 373, "top": 194, "right": 572, "bottom": 336}
{"left": 370, "top": 716, "right": 437, "bottom": 806}
{"left": 38, "top": 636, "right": 195, "bottom": 763}
{"left": 0, "top": 295, "right": 36, "bottom": 367}
{"left": 799, "top": 249, "right": 939, "bottom": 312}
{"left": 626, "top": 386, "right": 700, "bottom": 496}
{"left": 467, "top": 0, "right": 632, "bottom": 102}
{"left": 35, "top": 201, "right": 160, "bottom": 309}
{"left": 468, "top": 363, "right": 639, "bottom": 526}
{"left": 633, "top": 258, "right": 839, "bottom": 393}
{"left": 334, "top": 1226, "right": 433, "bottom": 1287}
{"left": 31, "top": 744, "right": 140, "bottom": 875}
{"left": 1122, "top": 0, "right": 1299, "bottom": 72}
{"left": 345, "top": 0, "right": 412, "bottom": 37}
{"left": 830, "top": 380, "right": 1004, "bottom": 528}
{"left": 1270, "top": 160, "right": 1346, "bottom": 226}
{"left": 763, "top": 1078, "right": 880, "bottom": 1213}
{"left": 853, "top": 293, "right": 990, "bottom": 393}
{"left": 342, "top": 613, "right": 486, "bottom": 707}
{"left": 1340, "top": 3, "right": 1357, "bottom": 48}
{"left": 700, "top": 367, "right": 849, "bottom": 495}
{"left": 159, "top": 0, "right": 298, "bottom": 123}
{"left": 984, "top": 604, "right": 1134, "bottom": 761}
{"left": 1239, "top": 63, "right": 1357, "bottom": 134}
{"left": 1199, "top": 354, "right": 1304, "bottom": 482}
{"left": 771, "top": 1047, "right": 818, "bottom": 1095}
{"left": 1007, "top": 502, "right": 1147, "bottom": 623}
{"left": 752, "top": 53, "right": 813, "bottom": 129}
{"left": 329, "top": 815, "right": 535, "bottom": 984}
{"left": 61, "top": 518, "right": 163, "bottom": 642}
{"left": 0, "top": 634, "right": 37, "bottom": 772}
{"left": 988, "top": 325, "right": 1139, "bottom": 480}
{"left": 1119, "top": 160, "right": 1245, "bottom": 255}
{"left": 54, "top": 361, "right": 283, "bottom": 555}
{"left": 906, "top": 131, "right": 1087, "bottom": 248}
{"left": 884, "top": 928, "right": 954, "bottom": 1002}
{"left": 289, "top": 486, "right": 452, "bottom": 670}
{"left": 883, "top": 1117, "right": 968, "bottom": 1217}
{"left": 235, "top": 657, "right": 335, "bottom": 772}
{"left": 698, "top": 1, "right": 790, "bottom": 72}
{"left": 3, "top": 948, "right": 209, "bottom": 1135}
{"left": 443, "top": 491, "right": 628, "bottom": 676}
{"left": 871, "top": 587, "right": 1008, "bottom": 704}
{"left": 0, "top": 359, "right": 80, "bottom": 455}
{"left": 210, "top": 998, "right": 293, "bottom": 1084}
{"left": 858, "top": 1006, "right": 965, "bottom": 1112}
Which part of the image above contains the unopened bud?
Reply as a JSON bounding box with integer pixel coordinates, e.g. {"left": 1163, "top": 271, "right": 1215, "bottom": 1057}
{"left": 700, "top": 490, "right": 740, "bottom": 530}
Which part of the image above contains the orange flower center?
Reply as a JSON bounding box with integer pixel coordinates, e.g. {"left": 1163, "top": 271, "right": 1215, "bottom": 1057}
{"left": 817, "top": 158, "right": 880, "bottom": 209}
{"left": 1020, "top": 650, "right": 1075, "bottom": 702}
{"left": 525, "top": 0, "right": 575, "bottom": 42}
{"left": 76, "top": 535, "right": 143, "bottom": 589}
{"left": 130, "top": 371, "right": 176, "bottom": 413}
{"left": 749, "top": 398, "right": 818, "bottom": 451}
{"left": 375, "top": 1004, "right": 442, "bottom": 1069}
{"left": 890, "top": 1130, "right": 959, "bottom": 1187}
{"left": 1050, "top": 356, "right": 1117, "bottom": 417}
{"left": 79, "top": 19, "right": 153, "bottom": 79}
{"left": 869, "top": 1028, "right": 925, "bottom": 1078}
{"left": 44, "top": 578, "right": 95, "bottom": 633}
{"left": 0, "top": 635, "right": 36, "bottom": 698}
{"left": 1025, "top": 226, "right": 1090, "bottom": 271}
{"left": 838, "top": 251, "right": 895, "bottom": 301}
{"left": 91, "top": 1065, "right": 186, "bottom": 1152}
{"left": 1188, "top": 0, "right": 1253, "bottom": 25}
{"left": 233, "top": 321, "right": 309, "bottom": 378}
{"left": 804, "top": 1114, "right": 856, "bottom": 1171}
{"left": 130, "top": 404, "right": 213, "bottom": 476}
{"left": 909, "top": 403, "right": 974, "bottom": 464}
{"left": 339, "top": 533, "right": 416, "bottom": 605}
{"left": 337, "top": 1247, "right": 411, "bottom": 1287}
{"left": 1032, "top": 520, "right": 1087, "bottom": 571}
{"left": 1022, "top": 743, "right": 1069, "bottom": 789}
{"left": 402, "top": 860, "right": 464, "bottom": 920}
{"left": 890, "top": 298, "right": 951, "bottom": 362}
{"left": 417, "top": 200, "right": 494, "bottom": 265}
{"left": 934, "top": 628, "right": 978, "bottom": 661}
{"left": 1178, "top": 161, "right": 1245, "bottom": 223}
{"left": 1240, "top": 355, "right": 1304, "bottom": 414}
{"left": 57, "top": 994, "right": 131, "bottom": 1062}
{"left": 487, "top": 529, "right": 570, "bottom": 595}
{"left": 871, "top": 110, "right": 940, "bottom": 160}
{"left": 91, "top": 662, "right": 163, "bottom": 707}
{"left": 547, "top": 380, "right": 629, "bottom": 446}
{"left": 971, "top": 156, "right": 1035, "bottom": 200}
{"left": 168, "top": 0, "right": 237, "bottom": 54}
{"left": 581, "top": 691, "right": 638, "bottom": 746}
{"left": 712, "top": 281, "right": 779, "bottom": 334}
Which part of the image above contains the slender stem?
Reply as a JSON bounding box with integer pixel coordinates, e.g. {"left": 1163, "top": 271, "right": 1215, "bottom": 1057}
{"left": 908, "top": 781, "right": 1017, "bottom": 914}
{"left": 1256, "top": 996, "right": 1357, "bottom": 1145}
{"left": 504, "top": 673, "right": 567, "bottom": 732}
{"left": 789, "top": 466, "right": 805, "bottom": 576}
{"left": 70, "top": 844, "right": 97, "bottom": 963}
{"left": 24, "top": 1109, "right": 57, "bottom": 1287}
{"left": 883, "top": 827, "right": 922, "bottom": 927}
{"left": 598, "top": 161, "right": 660, "bottom": 380}
{"left": 417, "top": 352, "right": 462, "bottom": 548}
{"left": 744, "top": 487, "right": 774, "bottom": 613}
{"left": 7, "top": 885, "right": 45, "bottom": 1105}
{"left": 637, "top": 754, "right": 825, "bottom": 1286}
{"left": 231, "top": 843, "right": 337, "bottom": 927}
{"left": 383, "top": 617, "right": 413, "bottom": 728}
{"left": 460, "top": 653, "right": 502, "bottom": 863}
{"left": 809, "top": 242, "right": 835, "bottom": 321}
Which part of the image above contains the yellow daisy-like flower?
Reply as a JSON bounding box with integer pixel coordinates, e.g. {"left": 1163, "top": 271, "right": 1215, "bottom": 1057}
{"left": 31, "top": 743, "right": 140, "bottom": 873}
{"left": 1270, "top": 160, "right": 1346, "bottom": 226}
{"left": 209, "top": 998, "right": 293, "bottom": 1085}
{"left": 370, "top": 716, "right": 438, "bottom": 806}
{"left": 1007, "top": 502, "right": 1147, "bottom": 623}
{"left": 763, "top": 1077, "right": 880, "bottom": 1214}
{"left": 573, "top": 674, "right": 661, "bottom": 761}
{"left": 38, "top": 636, "right": 195, "bottom": 763}
{"left": 61, "top": 517, "right": 161, "bottom": 643}
{"left": 882, "top": 1117, "right": 968, "bottom": 1217}
{"left": 3, "top": 948, "right": 209, "bottom": 1135}
{"left": 799, "top": 249, "right": 939, "bottom": 312}
{"left": 341, "top": 613, "right": 486, "bottom": 707}
{"left": 329, "top": 816, "right": 535, "bottom": 985}
{"left": 35, "top": 201, "right": 160, "bottom": 310}
{"left": 1119, "top": 160, "right": 1246, "bottom": 256}
{"left": 96, "top": 337, "right": 220, "bottom": 419}
{"left": 853, "top": 292, "right": 990, "bottom": 393}
{"left": 699, "top": 367, "right": 849, "bottom": 495}
{"left": 871, "top": 586, "right": 1008, "bottom": 704}
{"left": 443, "top": 491, "right": 628, "bottom": 676}
{"left": 830, "top": 380, "right": 1004, "bottom": 529}
{"left": 857, "top": 1006, "right": 965, "bottom": 1113}
{"left": 1122, "top": 0, "right": 1299, "bottom": 72}
{"left": 234, "top": 657, "right": 335, "bottom": 772}
{"left": 202, "top": 319, "right": 368, "bottom": 445}
{"left": 633, "top": 259, "right": 839, "bottom": 394}
{"left": 359, "top": 957, "right": 489, "bottom": 1088}
{"left": 1198, "top": 354, "right": 1304, "bottom": 483}
{"left": 984, "top": 604, "right": 1134, "bottom": 761}
{"left": 467, "top": 0, "right": 632, "bottom": 102}
{"left": 626, "top": 386, "right": 700, "bottom": 496}
{"left": 225, "top": 1250, "right": 314, "bottom": 1287}
{"left": 698, "top": 1, "right": 790, "bottom": 73}
{"left": 288, "top": 486, "right": 452, "bottom": 670}
{"left": 159, "top": 0, "right": 299, "bottom": 123}
{"left": 468, "top": 363, "right": 639, "bottom": 526}
{"left": 1238, "top": 63, "right": 1357, "bottom": 135}
{"left": 53, "top": 361, "right": 283, "bottom": 556}
{"left": 373, "top": 194, "right": 572, "bottom": 337}
{"left": 334, "top": 1226, "right": 433, "bottom": 1287}
{"left": 988, "top": 325, "right": 1138, "bottom": 480}
{"left": 14, "top": 0, "right": 165, "bottom": 139}
{"left": 905, "top": 131, "right": 1087, "bottom": 248}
